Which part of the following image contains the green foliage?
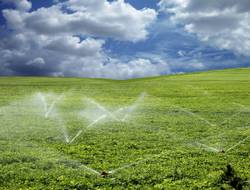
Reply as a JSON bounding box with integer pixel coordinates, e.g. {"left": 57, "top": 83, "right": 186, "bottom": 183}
{"left": 0, "top": 68, "right": 250, "bottom": 189}
{"left": 217, "top": 164, "right": 248, "bottom": 190}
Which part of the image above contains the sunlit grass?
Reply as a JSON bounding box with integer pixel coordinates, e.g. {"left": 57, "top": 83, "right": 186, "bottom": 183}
{"left": 0, "top": 68, "right": 250, "bottom": 189}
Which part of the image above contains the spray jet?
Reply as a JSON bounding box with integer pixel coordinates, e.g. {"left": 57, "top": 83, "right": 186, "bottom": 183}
{"left": 69, "top": 114, "right": 107, "bottom": 144}
{"left": 77, "top": 147, "right": 173, "bottom": 178}
{"left": 69, "top": 92, "right": 146, "bottom": 144}
{"left": 219, "top": 102, "right": 250, "bottom": 125}
{"left": 85, "top": 98, "right": 120, "bottom": 121}
{"left": 84, "top": 92, "right": 146, "bottom": 122}
{"left": 195, "top": 136, "right": 250, "bottom": 154}
{"left": 37, "top": 92, "right": 64, "bottom": 118}
{"left": 172, "top": 105, "right": 216, "bottom": 127}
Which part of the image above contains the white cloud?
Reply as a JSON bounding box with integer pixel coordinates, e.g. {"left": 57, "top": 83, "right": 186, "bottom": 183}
{"left": 46, "top": 36, "right": 105, "bottom": 57}
{"left": 0, "top": 27, "right": 170, "bottom": 79}
{"left": 61, "top": 57, "right": 170, "bottom": 79}
{"left": 3, "top": 0, "right": 157, "bottom": 42}
{"left": 0, "top": 0, "right": 31, "bottom": 11}
{"left": 0, "top": 0, "right": 167, "bottom": 79}
{"left": 26, "top": 57, "right": 45, "bottom": 67}
{"left": 159, "top": 0, "right": 250, "bottom": 56}
{"left": 0, "top": 29, "right": 106, "bottom": 76}
{"left": 0, "top": 0, "right": 169, "bottom": 79}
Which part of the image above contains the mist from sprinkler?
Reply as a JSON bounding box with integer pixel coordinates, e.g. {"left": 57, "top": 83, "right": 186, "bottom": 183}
{"left": 225, "top": 136, "right": 250, "bottom": 153}
{"left": 108, "top": 159, "right": 146, "bottom": 175}
{"left": 2, "top": 91, "right": 250, "bottom": 179}
{"left": 195, "top": 136, "right": 250, "bottom": 153}
{"left": 170, "top": 102, "right": 250, "bottom": 128}
{"left": 80, "top": 164, "right": 100, "bottom": 175}
{"left": 83, "top": 92, "right": 146, "bottom": 122}
{"left": 219, "top": 102, "right": 250, "bottom": 125}
{"left": 103, "top": 147, "right": 173, "bottom": 177}
{"left": 172, "top": 105, "right": 216, "bottom": 127}
{"left": 35, "top": 92, "right": 72, "bottom": 142}
{"left": 232, "top": 103, "right": 250, "bottom": 111}
{"left": 37, "top": 92, "right": 64, "bottom": 118}
{"left": 61, "top": 125, "right": 70, "bottom": 143}
{"left": 68, "top": 93, "right": 146, "bottom": 144}
{"left": 195, "top": 142, "right": 222, "bottom": 153}
{"left": 187, "top": 85, "right": 210, "bottom": 96}
{"left": 220, "top": 111, "right": 243, "bottom": 125}
{"left": 85, "top": 98, "right": 119, "bottom": 121}
{"left": 120, "top": 92, "right": 146, "bottom": 122}
{"left": 79, "top": 150, "right": 168, "bottom": 178}
{"left": 69, "top": 114, "right": 107, "bottom": 144}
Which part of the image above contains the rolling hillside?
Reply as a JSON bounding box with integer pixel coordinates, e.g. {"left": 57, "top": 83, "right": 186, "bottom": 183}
{"left": 0, "top": 68, "right": 250, "bottom": 189}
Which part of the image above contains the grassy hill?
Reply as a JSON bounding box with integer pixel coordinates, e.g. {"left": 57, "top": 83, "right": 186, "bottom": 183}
{"left": 0, "top": 68, "right": 250, "bottom": 189}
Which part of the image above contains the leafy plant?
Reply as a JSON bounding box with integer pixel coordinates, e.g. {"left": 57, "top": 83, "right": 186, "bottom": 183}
{"left": 218, "top": 164, "right": 248, "bottom": 190}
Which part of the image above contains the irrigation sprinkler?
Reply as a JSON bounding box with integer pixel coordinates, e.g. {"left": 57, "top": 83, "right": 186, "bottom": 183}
{"left": 195, "top": 142, "right": 222, "bottom": 153}
{"left": 68, "top": 92, "right": 146, "bottom": 144}
{"left": 195, "top": 136, "right": 250, "bottom": 154}
{"left": 100, "top": 171, "right": 112, "bottom": 178}
{"left": 105, "top": 148, "right": 173, "bottom": 177}
{"left": 75, "top": 147, "right": 172, "bottom": 178}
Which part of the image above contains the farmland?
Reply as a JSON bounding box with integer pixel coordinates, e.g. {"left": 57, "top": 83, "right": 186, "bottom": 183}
{"left": 0, "top": 68, "right": 250, "bottom": 189}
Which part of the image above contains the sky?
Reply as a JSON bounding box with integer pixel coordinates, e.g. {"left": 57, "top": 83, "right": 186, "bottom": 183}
{"left": 0, "top": 0, "right": 249, "bottom": 79}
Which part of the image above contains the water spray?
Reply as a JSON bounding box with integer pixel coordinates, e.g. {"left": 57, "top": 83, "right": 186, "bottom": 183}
{"left": 108, "top": 159, "right": 146, "bottom": 175}
{"left": 232, "top": 103, "right": 250, "bottom": 111}
{"left": 220, "top": 111, "right": 243, "bottom": 125}
{"left": 120, "top": 92, "right": 146, "bottom": 122}
{"left": 186, "top": 85, "right": 210, "bottom": 96}
{"left": 103, "top": 148, "right": 172, "bottom": 177}
{"left": 45, "top": 94, "right": 64, "bottom": 118}
{"left": 225, "top": 136, "right": 250, "bottom": 153}
{"left": 195, "top": 142, "right": 221, "bottom": 153}
{"left": 172, "top": 105, "right": 216, "bottom": 127}
{"left": 37, "top": 92, "right": 64, "bottom": 118}
{"left": 219, "top": 102, "right": 250, "bottom": 125}
{"left": 86, "top": 98, "right": 119, "bottom": 121}
{"left": 80, "top": 164, "right": 100, "bottom": 176}
{"left": 69, "top": 114, "right": 107, "bottom": 144}
{"left": 195, "top": 136, "right": 250, "bottom": 154}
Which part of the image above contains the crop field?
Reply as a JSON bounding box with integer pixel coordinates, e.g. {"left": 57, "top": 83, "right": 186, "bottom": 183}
{"left": 0, "top": 68, "right": 250, "bottom": 189}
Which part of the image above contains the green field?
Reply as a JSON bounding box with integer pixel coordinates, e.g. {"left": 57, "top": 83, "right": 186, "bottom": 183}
{"left": 0, "top": 68, "right": 250, "bottom": 189}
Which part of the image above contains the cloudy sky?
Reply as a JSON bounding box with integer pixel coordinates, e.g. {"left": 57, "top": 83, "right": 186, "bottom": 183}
{"left": 0, "top": 0, "right": 249, "bottom": 79}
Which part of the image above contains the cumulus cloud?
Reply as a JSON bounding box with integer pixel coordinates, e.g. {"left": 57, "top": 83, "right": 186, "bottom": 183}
{"left": 0, "top": 0, "right": 166, "bottom": 79}
{"left": 61, "top": 57, "right": 170, "bottom": 79}
{"left": 26, "top": 57, "right": 45, "bottom": 67}
{"left": 3, "top": 0, "right": 157, "bottom": 42}
{"left": 159, "top": 0, "right": 250, "bottom": 56}
{"left": 0, "top": 0, "right": 31, "bottom": 11}
{"left": 46, "top": 37, "right": 105, "bottom": 57}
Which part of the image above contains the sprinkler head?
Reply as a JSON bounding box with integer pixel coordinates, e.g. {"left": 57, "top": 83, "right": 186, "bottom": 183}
{"left": 100, "top": 171, "right": 110, "bottom": 178}
{"left": 220, "top": 150, "right": 225, "bottom": 153}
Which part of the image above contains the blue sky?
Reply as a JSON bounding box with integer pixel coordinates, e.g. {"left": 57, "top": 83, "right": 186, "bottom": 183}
{"left": 0, "top": 0, "right": 249, "bottom": 79}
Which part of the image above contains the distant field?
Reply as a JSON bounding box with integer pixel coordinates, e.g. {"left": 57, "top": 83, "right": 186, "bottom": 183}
{"left": 0, "top": 68, "right": 250, "bottom": 189}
